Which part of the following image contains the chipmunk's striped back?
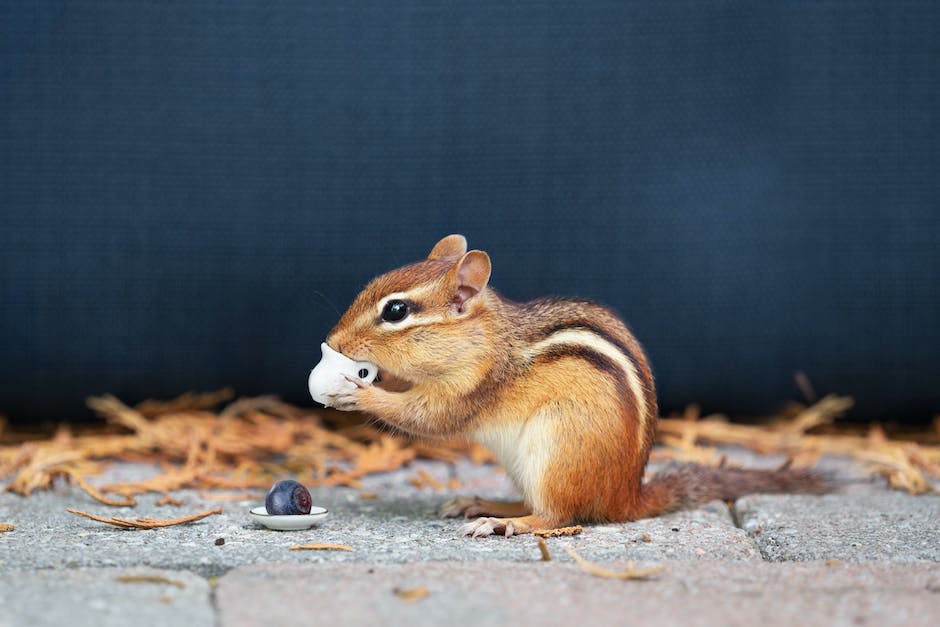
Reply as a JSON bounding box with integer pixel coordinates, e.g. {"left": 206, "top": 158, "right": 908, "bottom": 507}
{"left": 517, "top": 298, "right": 657, "bottom": 455}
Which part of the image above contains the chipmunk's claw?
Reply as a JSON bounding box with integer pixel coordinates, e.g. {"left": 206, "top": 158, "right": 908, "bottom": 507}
{"left": 325, "top": 377, "right": 372, "bottom": 411}
{"left": 459, "top": 517, "right": 514, "bottom": 538}
{"left": 342, "top": 374, "right": 370, "bottom": 388}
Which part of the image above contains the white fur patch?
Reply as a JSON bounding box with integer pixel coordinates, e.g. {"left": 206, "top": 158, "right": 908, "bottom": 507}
{"left": 473, "top": 415, "right": 555, "bottom": 513}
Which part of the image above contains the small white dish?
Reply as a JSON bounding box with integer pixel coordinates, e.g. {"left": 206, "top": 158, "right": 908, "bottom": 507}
{"left": 249, "top": 505, "right": 329, "bottom": 531}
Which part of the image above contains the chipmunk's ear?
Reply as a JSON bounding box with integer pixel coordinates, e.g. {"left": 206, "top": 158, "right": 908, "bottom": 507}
{"left": 427, "top": 234, "right": 468, "bottom": 260}
{"left": 449, "top": 250, "right": 491, "bottom": 311}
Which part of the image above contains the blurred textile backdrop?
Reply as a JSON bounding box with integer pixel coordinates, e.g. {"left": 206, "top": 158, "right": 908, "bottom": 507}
{"left": 2, "top": 2, "right": 938, "bottom": 423}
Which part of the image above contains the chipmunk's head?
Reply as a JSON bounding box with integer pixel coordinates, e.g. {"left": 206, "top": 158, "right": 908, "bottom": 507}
{"left": 326, "top": 234, "right": 492, "bottom": 383}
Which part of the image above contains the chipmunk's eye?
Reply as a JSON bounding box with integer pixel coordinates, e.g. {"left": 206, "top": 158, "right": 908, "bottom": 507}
{"left": 381, "top": 299, "right": 409, "bottom": 323}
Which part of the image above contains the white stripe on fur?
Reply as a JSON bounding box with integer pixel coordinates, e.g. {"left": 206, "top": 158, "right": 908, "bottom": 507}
{"left": 525, "top": 328, "right": 649, "bottom": 446}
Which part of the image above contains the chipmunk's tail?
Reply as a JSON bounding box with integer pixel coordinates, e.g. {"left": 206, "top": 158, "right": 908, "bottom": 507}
{"left": 636, "top": 463, "right": 830, "bottom": 519}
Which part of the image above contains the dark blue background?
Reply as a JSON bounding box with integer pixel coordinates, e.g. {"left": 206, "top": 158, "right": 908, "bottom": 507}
{"left": 2, "top": 1, "right": 938, "bottom": 422}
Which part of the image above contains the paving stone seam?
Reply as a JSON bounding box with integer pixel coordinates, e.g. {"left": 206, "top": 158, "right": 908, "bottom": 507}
{"left": 728, "top": 500, "right": 744, "bottom": 530}
{"left": 726, "top": 498, "right": 767, "bottom": 563}
{"left": 209, "top": 578, "right": 222, "bottom": 627}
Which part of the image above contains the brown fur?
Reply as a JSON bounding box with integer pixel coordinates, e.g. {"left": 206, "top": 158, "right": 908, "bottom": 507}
{"left": 324, "top": 235, "right": 830, "bottom": 536}
{"left": 636, "top": 464, "right": 830, "bottom": 519}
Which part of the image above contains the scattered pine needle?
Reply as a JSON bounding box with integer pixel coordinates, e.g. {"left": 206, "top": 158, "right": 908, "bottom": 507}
{"left": 536, "top": 536, "right": 551, "bottom": 561}
{"left": 0, "top": 523, "right": 14, "bottom": 534}
{"left": 289, "top": 543, "right": 354, "bottom": 552}
{"left": 116, "top": 575, "right": 186, "bottom": 588}
{"left": 66, "top": 507, "right": 222, "bottom": 529}
{"left": 562, "top": 546, "right": 666, "bottom": 580}
{"left": 135, "top": 388, "right": 235, "bottom": 418}
{"left": 794, "top": 371, "right": 818, "bottom": 404}
{"left": 393, "top": 587, "right": 430, "bottom": 602}
{"left": 410, "top": 468, "right": 445, "bottom": 490}
{"left": 2, "top": 390, "right": 938, "bottom": 504}
{"left": 656, "top": 395, "right": 940, "bottom": 495}
{"left": 198, "top": 491, "right": 264, "bottom": 502}
{"left": 156, "top": 494, "right": 185, "bottom": 506}
{"left": 0, "top": 391, "right": 472, "bottom": 500}
{"left": 533, "top": 525, "right": 583, "bottom": 538}
{"left": 56, "top": 468, "right": 137, "bottom": 507}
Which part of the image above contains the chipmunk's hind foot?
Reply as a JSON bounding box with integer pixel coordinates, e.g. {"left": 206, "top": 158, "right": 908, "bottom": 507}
{"left": 458, "top": 514, "right": 558, "bottom": 538}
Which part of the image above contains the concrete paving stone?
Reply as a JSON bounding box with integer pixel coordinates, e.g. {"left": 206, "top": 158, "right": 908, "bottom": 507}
{"left": 736, "top": 489, "right": 940, "bottom": 562}
{"left": 3, "top": 447, "right": 938, "bottom": 626}
{"left": 0, "top": 460, "right": 760, "bottom": 575}
{"left": 215, "top": 560, "right": 940, "bottom": 627}
{"left": 0, "top": 567, "right": 212, "bottom": 627}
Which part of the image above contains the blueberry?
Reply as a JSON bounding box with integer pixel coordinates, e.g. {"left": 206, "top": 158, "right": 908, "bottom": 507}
{"left": 265, "top": 480, "right": 312, "bottom": 515}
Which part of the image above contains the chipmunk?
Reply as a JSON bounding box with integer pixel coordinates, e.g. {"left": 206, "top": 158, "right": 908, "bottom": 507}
{"left": 324, "top": 234, "right": 827, "bottom": 537}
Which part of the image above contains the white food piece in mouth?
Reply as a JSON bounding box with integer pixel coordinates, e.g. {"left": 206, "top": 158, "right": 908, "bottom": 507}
{"left": 308, "top": 342, "right": 378, "bottom": 406}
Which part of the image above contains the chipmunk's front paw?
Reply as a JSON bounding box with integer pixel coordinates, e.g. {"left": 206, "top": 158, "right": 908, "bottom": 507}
{"left": 324, "top": 375, "right": 376, "bottom": 412}
{"left": 324, "top": 389, "right": 363, "bottom": 411}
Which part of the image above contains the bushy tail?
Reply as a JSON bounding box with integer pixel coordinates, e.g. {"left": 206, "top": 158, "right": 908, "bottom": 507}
{"left": 637, "top": 463, "right": 830, "bottom": 519}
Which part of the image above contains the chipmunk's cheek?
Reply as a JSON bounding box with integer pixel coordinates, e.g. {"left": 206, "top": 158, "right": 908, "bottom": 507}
{"left": 373, "top": 370, "right": 415, "bottom": 393}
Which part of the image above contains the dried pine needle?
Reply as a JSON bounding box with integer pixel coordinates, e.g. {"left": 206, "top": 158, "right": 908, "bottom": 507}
{"left": 289, "top": 543, "right": 354, "bottom": 552}
{"left": 66, "top": 509, "right": 136, "bottom": 528}
{"left": 67, "top": 507, "right": 222, "bottom": 529}
{"left": 0, "top": 523, "right": 14, "bottom": 534}
{"left": 410, "top": 468, "right": 446, "bottom": 490}
{"left": 116, "top": 575, "right": 186, "bottom": 588}
{"left": 197, "top": 491, "right": 264, "bottom": 502}
{"left": 536, "top": 536, "right": 551, "bottom": 561}
{"left": 135, "top": 388, "right": 235, "bottom": 418}
{"left": 155, "top": 494, "right": 185, "bottom": 507}
{"left": 56, "top": 468, "right": 137, "bottom": 507}
{"left": 562, "top": 546, "right": 666, "bottom": 580}
{"left": 393, "top": 587, "right": 430, "bottom": 602}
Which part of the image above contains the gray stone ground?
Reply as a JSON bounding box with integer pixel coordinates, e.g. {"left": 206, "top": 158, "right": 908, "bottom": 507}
{"left": 1, "top": 449, "right": 938, "bottom": 626}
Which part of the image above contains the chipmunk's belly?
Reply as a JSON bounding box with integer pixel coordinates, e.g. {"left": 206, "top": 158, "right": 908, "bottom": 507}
{"left": 472, "top": 416, "right": 554, "bottom": 512}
